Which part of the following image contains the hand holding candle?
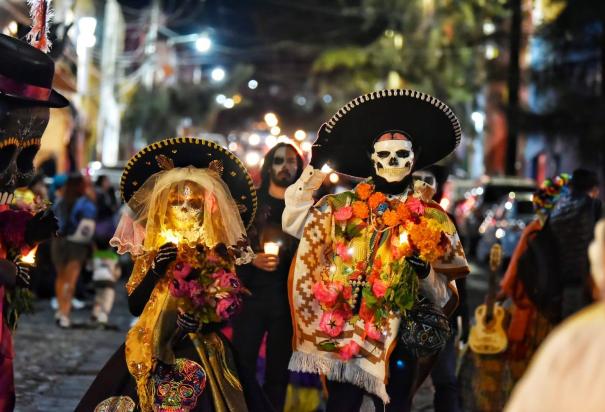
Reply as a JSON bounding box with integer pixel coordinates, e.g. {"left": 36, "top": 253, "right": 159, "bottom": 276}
{"left": 20, "top": 246, "right": 38, "bottom": 266}
{"left": 253, "top": 242, "right": 280, "bottom": 272}
{"left": 263, "top": 242, "right": 280, "bottom": 256}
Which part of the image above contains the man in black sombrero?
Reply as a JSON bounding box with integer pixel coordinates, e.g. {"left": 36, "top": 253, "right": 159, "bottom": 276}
{"left": 0, "top": 8, "right": 69, "bottom": 407}
{"left": 284, "top": 90, "right": 470, "bottom": 411}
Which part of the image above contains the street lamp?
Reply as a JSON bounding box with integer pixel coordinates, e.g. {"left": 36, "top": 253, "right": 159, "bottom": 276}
{"left": 195, "top": 34, "right": 212, "bottom": 53}
{"left": 210, "top": 67, "right": 226, "bottom": 82}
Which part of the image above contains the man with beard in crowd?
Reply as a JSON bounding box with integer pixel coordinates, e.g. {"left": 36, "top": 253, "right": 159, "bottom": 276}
{"left": 232, "top": 142, "right": 304, "bottom": 411}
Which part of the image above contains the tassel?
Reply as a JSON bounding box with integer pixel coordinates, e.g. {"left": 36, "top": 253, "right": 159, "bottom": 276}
{"left": 26, "top": 0, "right": 53, "bottom": 52}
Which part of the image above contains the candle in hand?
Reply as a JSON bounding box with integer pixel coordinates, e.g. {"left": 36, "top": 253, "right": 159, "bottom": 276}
{"left": 162, "top": 229, "right": 180, "bottom": 245}
{"left": 20, "top": 246, "right": 38, "bottom": 265}
{"left": 264, "top": 242, "right": 280, "bottom": 256}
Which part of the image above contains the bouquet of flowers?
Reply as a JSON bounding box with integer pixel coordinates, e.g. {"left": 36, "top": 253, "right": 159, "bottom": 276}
{"left": 167, "top": 243, "right": 249, "bottom": 324}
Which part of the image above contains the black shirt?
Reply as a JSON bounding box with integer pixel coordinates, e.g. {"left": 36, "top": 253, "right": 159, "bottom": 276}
{"left": 237, "top": 190, "right": 299, "bottom": 293}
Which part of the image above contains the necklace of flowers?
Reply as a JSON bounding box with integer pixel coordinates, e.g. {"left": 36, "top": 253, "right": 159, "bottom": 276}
{"left": 315, "top": 181, "right": 432, "bottom": 359}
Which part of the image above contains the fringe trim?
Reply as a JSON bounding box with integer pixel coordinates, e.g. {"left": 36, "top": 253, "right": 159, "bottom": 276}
{"left": 288, "top": 351, "right": 390, "bottom": 404}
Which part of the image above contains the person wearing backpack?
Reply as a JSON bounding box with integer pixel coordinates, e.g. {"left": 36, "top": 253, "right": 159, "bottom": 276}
{"left": 498, "top": 175, "right": 569, "bottom": 384}
{"left": 548, "top": 169, "right": 602, "bottom": 320}
{"left": 51, "top": 174, "right": 97, "bottom": 328}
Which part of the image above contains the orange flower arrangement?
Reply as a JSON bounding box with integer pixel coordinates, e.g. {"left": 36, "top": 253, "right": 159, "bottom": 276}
{"left": 355, "top": 182, "right": 373, "bottom": 200}
{"left": 368, "top": 192, "right": 386, "bottom": 210}
{"left": 396, "top": 202, "right": 412, "bottom": 222}
{"left": 406, "top": 217, "right": 448, "bottom": 262}
{"left": 352, "top": 201, "right": 369, "bottom": 219}
{"left": 382, "top": 209, "right": 400, "bottom": 227}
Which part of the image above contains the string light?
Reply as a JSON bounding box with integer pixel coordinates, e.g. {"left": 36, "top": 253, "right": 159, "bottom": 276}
{"left": 294, "top": 130, "right": 307, "bottom": 141}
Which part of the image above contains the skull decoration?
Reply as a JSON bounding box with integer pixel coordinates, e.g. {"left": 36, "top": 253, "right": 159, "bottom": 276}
{"left": 370, "top": 132, "right": 414, "bottom": 183}
{"left": 412, "top": 170, "right": 437, "bottom": 202}
{"left": 0, "top": 98, "right": 50, "bottom": 204}
{"left": 152, "top": 358, "right": 207, "bottom": 412}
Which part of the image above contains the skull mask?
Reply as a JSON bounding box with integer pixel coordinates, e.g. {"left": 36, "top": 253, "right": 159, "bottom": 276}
{"left": 370, "top": 132, "right": 414, "bottom": 183}
{"left": 152, "top": 358, "right": 207, "bottom": 412}
{"left": 412, "top": 170, "right": 437, "bottom": 202}
{"left": 0, "top": 98, "right": 49, "bottom": 204}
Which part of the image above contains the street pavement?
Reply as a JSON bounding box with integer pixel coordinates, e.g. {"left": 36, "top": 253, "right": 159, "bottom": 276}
{"left": 12, "top": 262, "right": 490, "bottom": 412}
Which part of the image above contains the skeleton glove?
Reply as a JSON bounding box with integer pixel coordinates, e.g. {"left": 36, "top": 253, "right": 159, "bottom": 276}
{"left": 15, "top": 262, "right": 31, "bottom": 288}
{"left": 151, "top": 242, "right": 178, "bottom": 277}
{"left": 176, "top": 312, "right": 200, "bottom": 334}
{"left": 24, "top": 209, "right": 59, "bottom": 246}
{"left": 310, "top": 124, "right": 334, "bottom": 169}
{"left": 405, "top": 255, "right": 431, "bottom": 279}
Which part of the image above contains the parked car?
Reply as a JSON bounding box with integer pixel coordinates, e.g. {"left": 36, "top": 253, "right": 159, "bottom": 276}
{"left": 455, "top": 176, "right": 536, "bottom": 256}
{"left": 476, "top": 192, "right": 536, "bottom": 264}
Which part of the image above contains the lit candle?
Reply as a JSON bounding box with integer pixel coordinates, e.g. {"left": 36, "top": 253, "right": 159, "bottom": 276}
{"left": 399, "top": 231, "right": 409, "bottom": 246}
{"left": 20, "top": 246, "right": 38, "bottom": 265}
{"left": 264, "top": 242, "right": 280, "bottom": 256}
{"left": 162, "top": 230, "right": 180, "bottom": 245}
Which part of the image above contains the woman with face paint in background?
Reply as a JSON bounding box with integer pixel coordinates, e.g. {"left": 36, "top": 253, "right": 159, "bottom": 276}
{"left": 231, "top": 143, "right": 304, "bottom": 412}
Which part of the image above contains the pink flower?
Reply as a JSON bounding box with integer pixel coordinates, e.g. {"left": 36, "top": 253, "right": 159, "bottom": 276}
{"left": 319, "top": 310, "right": 346, "bottom": 337}
{"left": 372, "top": 279, "right": 388, "bottom": 298}
{"left": 406, "top": 197, "right": 425, "bottom": 215}
{"left": 342, "top": 284, "right": 352, "bottom": 300}
{"left": 335, "top": 242, "right": 352, "bottom": 262}
{"left": 212, "top": 269, "right": 239, "bottom": 289}
{"left": 364, "top": 321, "right": 382, "bottom": 340}
{"left": 192, "top": 293, "right": 205, "bottom": 307}
{"left": 312, "top": 281, "right": 343, "bottom": 307}
{"left": 334, "top": 206, "right": 353, "bottom": 221}
{"left": 338, "top": 341, "right": 361, "bottom": 361}
{"left": 173, "top": 263, "right": 192, "bottom": 281}
{"left": 216, "top": 297, "right": 237, "bottom": 319}
{"left": 169, "top": 280, "right": 188, "bottom": 298}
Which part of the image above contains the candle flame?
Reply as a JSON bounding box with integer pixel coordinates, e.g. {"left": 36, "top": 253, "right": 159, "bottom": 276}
{"left": 162, "top": 230, "right": 181, "bottom": 245}
{"left": 399, "top": 231, "right": 409, "bottom": 246}
{"left": 263, "top": 242, "right": 280, "bottom": 255}
{"left": 20, "top": 246, "right": 38, "bottom": 265}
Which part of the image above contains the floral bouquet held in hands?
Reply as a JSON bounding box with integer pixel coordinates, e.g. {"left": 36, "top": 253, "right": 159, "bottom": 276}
{"left": 167, "top": 243, "right": 249, "bottom": 325}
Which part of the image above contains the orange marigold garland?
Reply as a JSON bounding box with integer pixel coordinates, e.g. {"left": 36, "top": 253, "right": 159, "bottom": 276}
{"left": 368, "top": 192, "right": 386, "bottom": 210}
{"left": 382, "top": 209, "right": 400, "bottom": 227}
{"left": 352, "top": 201, "right": 369, "bottom": 219}
{"left": 355, "top": 182, "right": 373, "bottom": 200}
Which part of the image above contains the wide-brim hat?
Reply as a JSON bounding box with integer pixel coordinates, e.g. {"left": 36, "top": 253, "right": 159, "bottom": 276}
{"left": 315, "top": 89, "right": 462, "bottom": 178}
{"left": 120, "top": 137, "right": 257, "bottom": 229}
{"left": 0, "top": 34, "right": 69, "bottom": 108}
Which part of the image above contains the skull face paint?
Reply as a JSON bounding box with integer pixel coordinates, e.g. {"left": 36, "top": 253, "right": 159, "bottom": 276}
{"left": 164, "top": 181, "right": 205, "bottom": 235}
{"left": 412, "top": 170, "right": 437, "bottom": 202}
{"left": 371, "top": 137, "right": 414, "bottom": 183}
{"left": 0, "top": 99, "right": 49, "bottom": 203}
{"left": 271, "top": 145, "right": 298, "bottom": 187}
{"left": 152, "top": 358, "right": 207, "bottom": 412}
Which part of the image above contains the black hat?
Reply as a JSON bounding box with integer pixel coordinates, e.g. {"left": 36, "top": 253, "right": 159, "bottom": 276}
{"left": 120, "top": 137, "right": 257, "bottom": 229}
{"left": 0, "top": 34, "right": 69, "bottom": 108}
{"left": 315, "top": 89, "right": 462, "bottom": 178}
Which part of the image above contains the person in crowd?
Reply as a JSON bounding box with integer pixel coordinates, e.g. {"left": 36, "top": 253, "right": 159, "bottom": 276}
{"left": 413, "top": 167, "right": 470, "bottom": 412}
{"left": 505, "top": 218, "right": 605, "bottom": 412}
{"left": 548, "top": 168, "right": 602, "bottom": 320}
{"left": 90, "top": 174, "right": 121, "bottom": 327}
{"left": 94, "top": 174, "right": 120, "bottom": 247}
{"left": 0, "top": 7, "right": 68, "bottom": 407}
{"left": 51, "top": 174, "right": 97, "bottom": 328}
{"left": 498, "top": 175, "right": 569, "bottom": 383}
{"left": 231, "top": 142, "right": 303, "bottom": 411}
{"left": 284, "top": 90, "right": 469, "bottom": 412}
{"left": 78, "top": 138, "right": 273, "bottom": 412}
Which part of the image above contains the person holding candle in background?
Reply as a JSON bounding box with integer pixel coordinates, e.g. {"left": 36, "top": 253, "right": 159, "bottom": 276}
{"left": 231, "top": 142, "right": 304, "bottom": 411}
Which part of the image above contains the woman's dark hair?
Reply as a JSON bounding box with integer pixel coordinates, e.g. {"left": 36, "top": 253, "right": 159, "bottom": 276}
{"left": 571, "top": 169, "right": 598, "bottom": 194}
{"left": 259, "top": 143, "right": 304, "bottom": 193}
{"left": 95, "top": 174, "right": 109, "bottom": 187}
{"left": 63, "top": 174, "right": 86, "bottom": 212}
{"left": 27, "top": 173, "right": 46, "bottom": 190}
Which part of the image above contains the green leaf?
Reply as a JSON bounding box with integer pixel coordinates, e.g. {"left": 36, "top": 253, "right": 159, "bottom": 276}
{"left": 318, "top": 340, "right": 339, "bottom": 352}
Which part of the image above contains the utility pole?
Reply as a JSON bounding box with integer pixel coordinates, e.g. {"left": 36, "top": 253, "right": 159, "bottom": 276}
{"left": 505, "top": 0, "right": 522, "bottom": 175}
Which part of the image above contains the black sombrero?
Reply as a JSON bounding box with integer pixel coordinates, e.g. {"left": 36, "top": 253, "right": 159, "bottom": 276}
{"left": 315, "top": 89, "right": 462, "bottom": 178}
{"left": 120, "top": 137, "right": 257, "bottom": 229}
{"left": 0, "top": 34, "right": 69, "bottom": 108}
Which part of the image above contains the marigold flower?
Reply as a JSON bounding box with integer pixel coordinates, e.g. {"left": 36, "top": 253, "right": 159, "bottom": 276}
{"left": 368, "top": 192, "right": 386, "bottom": 210}
{"left": 355, "top": 182, "right": 374, "bottom": 200}
{"left": 383, "top": 209, "right": 400, "bottom": 227}
{"left": 352, "top": 201, "right": 369, "bottom": 219}
{"left": 396, "top": 202, "right": 412, "bottom": 221}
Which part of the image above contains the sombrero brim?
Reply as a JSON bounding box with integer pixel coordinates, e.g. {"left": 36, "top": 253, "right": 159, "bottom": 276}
{"left": 120, "top": 137, "right": 257, "bottom": 229}
{"left": 0, "top": 89, "right": 69, "bottom": 108}
{"left": 315, "top": 89, "right": 462, "bottom": 178}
